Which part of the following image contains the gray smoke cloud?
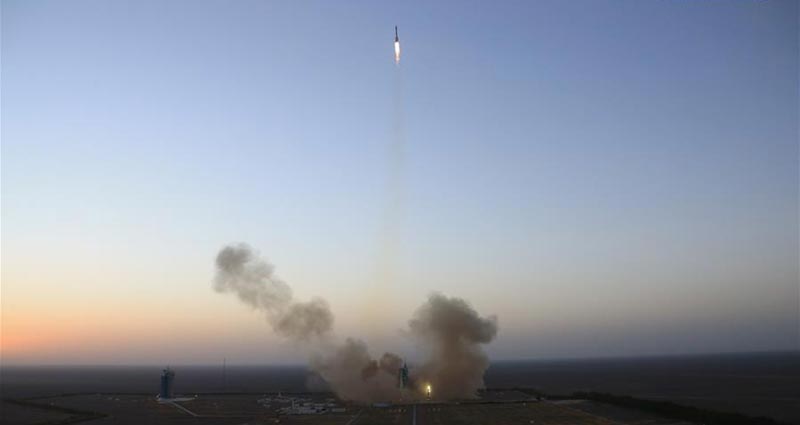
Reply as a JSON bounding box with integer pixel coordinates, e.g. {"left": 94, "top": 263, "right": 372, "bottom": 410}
{"left": 408, "top": 293, "right": 498, "bottom": 399}
{"left": 214, "top": 244, "right": 333, "bottom": 340}
{"left": 309, "top": 339, "right": 404, "bottom": 402}
{"left": 213, "top": 243, "right": 498, "bottom": 401}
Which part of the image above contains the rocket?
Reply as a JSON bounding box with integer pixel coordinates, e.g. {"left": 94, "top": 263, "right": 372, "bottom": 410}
{"left": 394, "top": 26, "right": 401, "bottom": 63}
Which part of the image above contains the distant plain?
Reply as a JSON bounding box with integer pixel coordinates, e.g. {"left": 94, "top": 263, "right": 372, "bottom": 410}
{"left": 2, "top": 352, "right": 797, "bottom": 423}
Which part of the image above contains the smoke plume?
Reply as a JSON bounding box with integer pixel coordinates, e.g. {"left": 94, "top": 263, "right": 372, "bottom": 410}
{"left": 408, "top": 293, "right": 498, "bottom": 399}
{"left": 214, "top": 244, "right": 333, "bottom": 340}
{"left": 309, "top": 338, "right": 404, "bottom": 402}
{"left": 213, "top": 243, "right": 498, "bottom": 401}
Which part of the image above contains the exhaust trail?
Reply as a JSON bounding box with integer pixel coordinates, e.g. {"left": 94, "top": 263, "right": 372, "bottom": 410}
{"left": 366, "top": 31, "right": 408, "bottom": 330}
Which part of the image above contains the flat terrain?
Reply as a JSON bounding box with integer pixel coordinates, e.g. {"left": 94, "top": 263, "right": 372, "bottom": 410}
{"left": 554, "top": 400, "right": 694, "bottom": 425}
{"left": 2, "top": 353, "right": 796, "bottom": 423}
{"left": 1, "top": 393, "right": 630, "bottom": 425}
{"left": 485, "top": 352, "right": 800, "bottom": 424}
{"left": 407, "top": 402, "right": 615, "bottom": 425}
{"left": 1, "top": 400, "right": 72, "bottom": 425}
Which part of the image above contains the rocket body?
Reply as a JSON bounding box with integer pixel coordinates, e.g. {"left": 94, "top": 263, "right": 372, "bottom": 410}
{"left": 394, "top": 26, "right": 401, "bottom": 64}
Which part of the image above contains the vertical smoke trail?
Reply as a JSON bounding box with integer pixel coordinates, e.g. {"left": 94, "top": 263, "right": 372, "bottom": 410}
{"left": 382, "top": 65, "right": 407, "bottom": 284}
{"left": 366, "top": 63, "right": 408, "bottom": 331}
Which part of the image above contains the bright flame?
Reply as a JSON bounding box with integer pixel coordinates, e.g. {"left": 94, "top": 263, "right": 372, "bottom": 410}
{"left": 425, "top": 383, "right": 432, "bottom": 398}
{"left": 394, "top": 41, "right": 401, "bottom": 64}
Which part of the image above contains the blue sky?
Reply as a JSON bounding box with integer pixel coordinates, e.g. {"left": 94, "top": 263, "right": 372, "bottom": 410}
{"left": 2, "top": 0, "right": 798, "bottom": 364}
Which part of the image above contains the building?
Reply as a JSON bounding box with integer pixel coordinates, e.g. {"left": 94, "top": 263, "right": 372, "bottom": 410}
{"left": 398, "top": 362, "right": 409, "bottom": 389}
{"left": 160, "top": 367, "right": 175, "bottom": 399}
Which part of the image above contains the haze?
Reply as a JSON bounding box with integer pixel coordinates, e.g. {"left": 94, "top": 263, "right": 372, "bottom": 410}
{"left": 2, "top": 0, "right": 797, "bottom": 365}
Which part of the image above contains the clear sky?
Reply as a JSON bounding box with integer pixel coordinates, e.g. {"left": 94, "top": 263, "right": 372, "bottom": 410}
{"left": 2, "top": 0, "right": 798, "bottom": 365}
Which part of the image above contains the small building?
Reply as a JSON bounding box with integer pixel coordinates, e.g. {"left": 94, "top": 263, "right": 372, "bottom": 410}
{"left": 160, "top": 368, "right": 175, "bottom": 399}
